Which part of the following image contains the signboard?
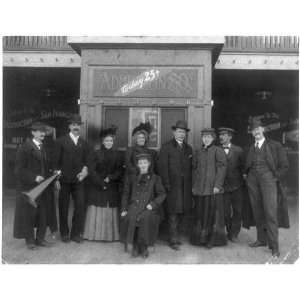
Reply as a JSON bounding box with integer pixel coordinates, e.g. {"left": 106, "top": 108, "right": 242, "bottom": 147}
{"left": 92, "top": 67, "right": 200, "bottom": 98}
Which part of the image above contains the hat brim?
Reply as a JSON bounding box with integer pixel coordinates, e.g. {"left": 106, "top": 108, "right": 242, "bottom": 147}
{"left": 171, "top": 126, "right": 190, "bottom": 132}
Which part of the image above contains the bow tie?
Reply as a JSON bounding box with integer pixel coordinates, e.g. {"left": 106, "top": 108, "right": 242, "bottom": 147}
{"left": 223, "top": 146, "right": 230, "bottom": 150}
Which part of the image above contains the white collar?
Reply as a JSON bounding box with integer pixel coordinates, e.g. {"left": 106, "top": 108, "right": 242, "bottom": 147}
{"left": 32, "top": 138, "right": 42, "bottom": 149}
{"left": 69, "top": 132, "right": 80, "bottom": 144}
{"left": 223, "top": 143, "right": 231, "bottom": 148}
{"left": 255, "top": 138, "right": 265, "bottom": 149}
{"left": 175, "top": 139, "right": 183, "bottom": 145}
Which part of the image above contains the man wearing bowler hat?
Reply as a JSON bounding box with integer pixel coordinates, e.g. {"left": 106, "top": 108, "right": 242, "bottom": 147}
{"left": 13, "top": 122, "right": 58, "bottom": 250}
{"left": 244, "top": 119, "right": 289, "bottom": 258}
{"left": 158, "top": 120, "right": 193, "bottom": 250}
{"left": 218, "top": 127, "right": 244, "bottom": 242}
{"left": 53, "top": 114, "right": 89, "bottom": 243}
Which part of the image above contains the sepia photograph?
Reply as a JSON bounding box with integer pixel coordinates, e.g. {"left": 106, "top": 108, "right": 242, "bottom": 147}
{"left": 2, "top": 35, "right": 298, "bottom": 265}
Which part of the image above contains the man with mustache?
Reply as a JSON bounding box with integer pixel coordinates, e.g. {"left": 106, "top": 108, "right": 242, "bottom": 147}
{"left": 53, "top": 115, "right": 89, "bottom": 243}
{"left": 244, "top": 119, "right": 289, "bottom": 258}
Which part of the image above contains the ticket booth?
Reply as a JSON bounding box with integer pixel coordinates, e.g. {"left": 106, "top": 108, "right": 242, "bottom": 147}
{"left": 68, "top": 37, "right": 224, "bottom": 149}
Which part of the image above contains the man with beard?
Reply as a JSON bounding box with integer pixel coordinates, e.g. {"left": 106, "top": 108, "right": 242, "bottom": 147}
{"left": 244, "top": 119, "right": 289, "bottom": 258}
{"left": 158, "top": 120, "right": 193, "bottom": 251}
{"left": 218, "top": 127, "right": 244, "bottom": 242}
{"left": 53, "top": 115, "right": 89, "bottom": 243}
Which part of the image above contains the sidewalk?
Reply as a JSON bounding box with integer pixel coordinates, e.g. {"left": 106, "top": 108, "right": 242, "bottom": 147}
{"left": 2, "top": 189, "right": 298, "bottom": 264}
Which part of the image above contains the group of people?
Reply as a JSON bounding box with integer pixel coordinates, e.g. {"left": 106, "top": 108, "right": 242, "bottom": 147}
{"left": 13, "top": 114, "right": 289, "bottom": 259}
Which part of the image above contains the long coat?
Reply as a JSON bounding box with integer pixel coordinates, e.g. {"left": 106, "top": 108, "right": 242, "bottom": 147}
{"left": 52, "top": 134, "right": 89, "bottom": 183}
{"left": 158, "top": 139, "right": 193, "bottom": 214}
{"left": 243, "top": 139, "right": 290, "bottom": 228}
{"left": 192, "top": 144, "right": 227, "bottom": 196}
{"left": 120, "top": 173, "right": 166, "bottom": 246}
{"left": 125, "top": 145, "right": 158, "bottom": 175}
{"left": 13, "top": 138, "right": 57, "bottom": 239}
{"left": 86, "top": 146, "right": 124, "bottom": 208}
{"left": 223, "top": 144, "right": 244, "bottom": 192}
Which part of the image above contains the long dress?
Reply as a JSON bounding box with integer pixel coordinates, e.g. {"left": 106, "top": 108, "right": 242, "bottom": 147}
{"left": 191, "top": 144, "right": 228, "bottom": 247}
{"left": 83, "top": 146, "right": 123, "bottom": 241}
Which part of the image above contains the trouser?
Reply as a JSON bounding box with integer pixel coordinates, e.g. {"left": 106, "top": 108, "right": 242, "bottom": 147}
{"left": 168, "top": 213, "right": 183, "bottom": 244}
{"left": 26, "top": 195, "right": 48, "bottom": 244}
{"left": 59, "top": 182, "right": 85, "bottom": 238}
{"left": 246, "top": 171, "right": 278, "bottom": 250}
{"left": 224, "top": 187, "right": 243, "bottom": 238}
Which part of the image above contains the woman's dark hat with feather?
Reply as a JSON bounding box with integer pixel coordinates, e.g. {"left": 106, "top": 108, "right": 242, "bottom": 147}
{"left": 99, "top": 125, "right": 118, "bottom": 138}
{"left": 132, "top": 122, "right": 152, "bottom": 136}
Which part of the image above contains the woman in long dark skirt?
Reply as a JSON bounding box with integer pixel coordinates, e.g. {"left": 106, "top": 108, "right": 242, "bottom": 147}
{"left": 125, "top": 122, "right": 158, "bottom": 175}
{"left": 191, "top": 128, "right": 228, "bottom": 248}
{"left": 120, "top": 153, "right": 166, "bottom": 258}
{"left": 83, "top": 126, "right": 123, "bottom": 241}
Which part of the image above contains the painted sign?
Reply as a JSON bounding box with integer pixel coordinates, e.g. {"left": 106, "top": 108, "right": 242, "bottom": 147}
{"left": 92, "top": 67, "right": 200, "bottom": 98}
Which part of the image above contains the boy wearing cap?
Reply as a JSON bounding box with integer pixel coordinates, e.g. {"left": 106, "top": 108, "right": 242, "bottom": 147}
{"left": 13, "top": 122, "right": 57, "bottom": 250}
{"left": 53, "top": 115, "right": 89, "bottom": 243}
{"left": 158, "top": 120, "right": 193, "bottom": 251}
{"left": 244, "top": 119, "right": 289, "bottom": 258}
{"left": 218, "top": 127, "right": 244, "bottom": 242}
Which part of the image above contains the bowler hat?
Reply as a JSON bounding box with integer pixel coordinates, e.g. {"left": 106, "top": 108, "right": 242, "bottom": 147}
{"left": 99, "top": 125, "right": 118, "bottom": 138}
{"left": 249, "top": 119, "right": 265, "bottom": 130}
{"left": 218, "top": 127, "right": 236, "bottom": 135}
{"left": 171, "top": 120, "right": 190, "bottom": 132}
{"left": 68, "top": 114, "right": 83, "bottom": 125}
{"left": 29, "top": 121, "right": 48, "bottom": 132}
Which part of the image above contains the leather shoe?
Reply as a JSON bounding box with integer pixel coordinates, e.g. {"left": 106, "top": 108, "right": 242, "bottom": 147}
{"left": 71, "top": 236, "right": 84, "bottom": 243}
{"left": 272, "top": 249, "right": 280, "bottom": 258}
{"left": 169, "top": 243, "right": 180, "bottom": 251}
{"left": 36, "top": 239, "right": 53, "bottom": 247}
{"left": 205, "top": 243, "right": 213, "bottom": 249}
{"left": 141, "top": 248, "right": 149, "bottom": 258}
{"left": 61, "top": 236, "right": 70, "bottom": 243}
{"left": 131, "top": 246, "right": 139, "bottom": 258}
{"left": 26, "top": 243, "right": 38, "bottom": 250}
{"left": 249, "top": 240, "right": 267, "bottom": 248}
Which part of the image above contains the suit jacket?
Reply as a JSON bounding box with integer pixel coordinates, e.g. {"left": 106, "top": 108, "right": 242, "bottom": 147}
{"left": 222, "top": 144, "right": 244, "bottom": 192}
{"left": 243, "top": 139, "right": 290, "bottom": 229}
{"left": 52, "top": 134, "right": 89, "bottom": 183}
{"left": 158, "top": 138, "right": 193, "bottom": 214}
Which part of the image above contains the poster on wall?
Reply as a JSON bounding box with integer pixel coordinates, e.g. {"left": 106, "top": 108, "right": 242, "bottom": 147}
{"left": 129, "top": 107, "right": 160, "bottom": 148}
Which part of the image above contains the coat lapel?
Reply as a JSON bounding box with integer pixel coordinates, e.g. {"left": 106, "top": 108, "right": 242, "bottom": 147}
{"left": 27, "top": 139, "right": 42, "bottom": 161}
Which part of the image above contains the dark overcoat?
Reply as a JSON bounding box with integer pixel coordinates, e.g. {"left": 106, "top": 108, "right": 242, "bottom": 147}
{"left": 223, "top": 144, "right": 244, "bottom": 192}
{"left": 120, "top": 173, "right": 166, "bottom": 246}
{"left": 158, "top": 139, "right": 193, "bottom": 214}
{"left": 86, "top": 146, "right": 124, "bottom": 208}
{"left": 243, "top": 139, "right": 290, "bottom": 228}
{"left": 125, "top": 145, "right": 158, "bottom": 175}
{"left": 192, "top": 144, "right": 227, "bottom": 196}
{"left": 52, "top": 134, "right": 89, "bottom": 183}
{"left": 13, "top": 138, "right": 57, "bottom": 239}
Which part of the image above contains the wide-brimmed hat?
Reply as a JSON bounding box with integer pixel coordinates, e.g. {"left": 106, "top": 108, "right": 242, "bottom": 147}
{"left": 29, "top": 121, "right": 48, "bottom": 132}
{"left": 218, "top": 127, "right": 236, "bottom": 135}
{"left": 68, "top": 114, "right": 83, "bottom": 125}
{"left": 171, "top": 120, "right": 190, "bottom": 132}
{"left": 249, "top": 119, "right": 265, "bottom": 130}
{"left": 99, "top": 125, "right": 118, "bottom": 138}
{"left": 132, "top": 122, "right": 152, "bottom": 136}
{"left": 201, "top": 128, "right": 216, "bottom": 137}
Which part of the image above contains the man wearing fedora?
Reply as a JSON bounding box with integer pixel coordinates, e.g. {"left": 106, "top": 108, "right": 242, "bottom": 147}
{"left": 218, "top": 127, "right": 244, "bottom": 242}
{"left": 13, "top": 122, "right": 58, "bottom": 250}
{"left": 53, "top": 115, "right": 89, "bottom": 243}
{"left": 158, "top": 120, "right": 193, "bottom": 250}
{"left": 244, "top": 119, "right": 289, "bottom": 258}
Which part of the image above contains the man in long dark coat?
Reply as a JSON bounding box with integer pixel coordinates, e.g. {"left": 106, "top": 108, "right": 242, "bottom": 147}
{"left": 158, "top": 120, "right": 193, "bottom": 250}
{"left": 244, "top": 119, "right": 289, "bottom": 258}
{"left": 52, "top": 115, "right": 89, "bottom": 243}
{"left": 218, "top": 127, "right": 244, "bottom": 242}
{"left": 13, "top": 122, "right": 58, "bottom": 250}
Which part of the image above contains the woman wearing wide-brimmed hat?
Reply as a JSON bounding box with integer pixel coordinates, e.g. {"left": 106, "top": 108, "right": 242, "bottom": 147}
{"left": 125, "top": 122, "right": 158, "bottom": 175}
{"left": 83, "top": 125, "right": 123, "bottom": 241}
{"left": 191, "top": 128, "right": 228, "bottom": 248}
